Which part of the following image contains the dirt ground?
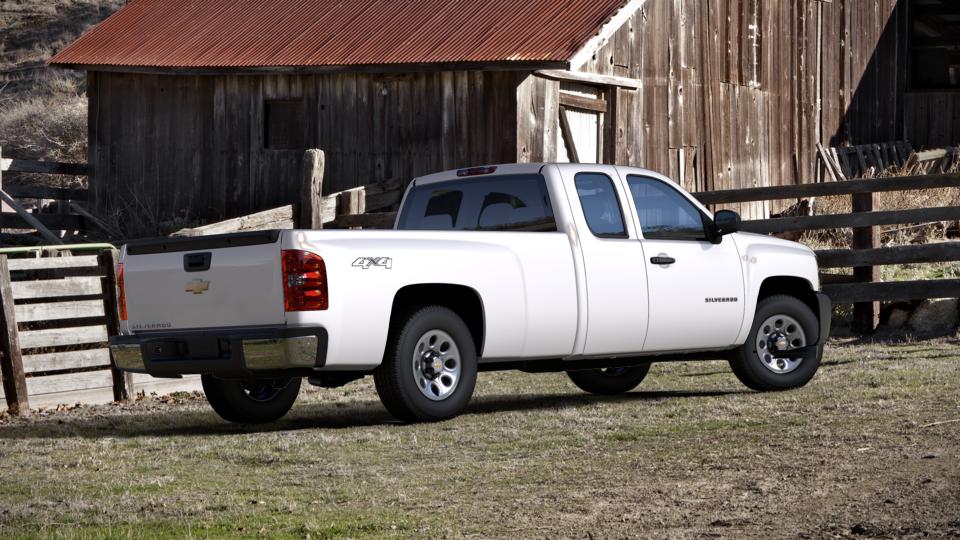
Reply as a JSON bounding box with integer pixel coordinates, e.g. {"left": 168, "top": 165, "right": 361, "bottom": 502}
{"left": 0, "top": 338, "right": 958, "bottom": 539}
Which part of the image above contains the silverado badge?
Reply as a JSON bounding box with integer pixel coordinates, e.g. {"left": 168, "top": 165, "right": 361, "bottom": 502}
{"left": 185, "top": 279, "right": 210, "bottom": 294}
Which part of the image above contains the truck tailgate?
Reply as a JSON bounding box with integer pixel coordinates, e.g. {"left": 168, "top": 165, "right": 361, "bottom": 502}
{"left": 122, "top": 231, "right": 285, "bottom": 332}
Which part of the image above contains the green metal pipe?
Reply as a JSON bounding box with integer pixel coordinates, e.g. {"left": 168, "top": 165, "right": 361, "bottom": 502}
{"left": 0, "top": 243, "right": 115, "bottom": 255}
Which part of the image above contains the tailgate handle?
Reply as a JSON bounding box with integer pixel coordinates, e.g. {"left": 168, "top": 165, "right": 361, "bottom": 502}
{"left": 184, "top": 252, "right": 212, "bottom": 272}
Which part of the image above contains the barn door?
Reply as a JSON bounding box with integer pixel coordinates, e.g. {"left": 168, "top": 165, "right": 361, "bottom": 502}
{"left": 557, "top": 83, "right": 608, "bottom": 164}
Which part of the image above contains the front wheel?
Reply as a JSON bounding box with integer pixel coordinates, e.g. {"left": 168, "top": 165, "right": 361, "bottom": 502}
{"left": 729, "top": 295, "right": 822, "bottom": 391}
{"left": 567, "top": 364, "right": 651, "bottom": 395}
{"left": 201, "top": 375, "right": 301, "bottom": 423}
{"left": 374, "top": 306, "right": 478, "bottom": 422}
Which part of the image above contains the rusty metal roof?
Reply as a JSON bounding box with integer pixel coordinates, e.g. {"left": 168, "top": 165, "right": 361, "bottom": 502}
{"left": 50, "top": 0, "right": 632, "bottom": 69}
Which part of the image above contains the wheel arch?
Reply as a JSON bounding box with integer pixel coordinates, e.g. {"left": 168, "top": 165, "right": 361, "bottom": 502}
{"left": 758, "top": 275, "right": 819, "bottom": 317}
{"left": 388, "top": 283, "right": 486, "bottom": 357}
{"left": 736, "top": 274, "right": 819, "bottom": 345}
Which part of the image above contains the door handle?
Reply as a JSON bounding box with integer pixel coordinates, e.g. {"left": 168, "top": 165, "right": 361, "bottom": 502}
{"left": 650, "top": 255, "right": 676, "bottom": 265}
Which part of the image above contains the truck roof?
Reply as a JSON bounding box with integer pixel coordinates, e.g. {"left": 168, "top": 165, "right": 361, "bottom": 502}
{"left": 412, "top": 163, "right": 666, "bottom": 186}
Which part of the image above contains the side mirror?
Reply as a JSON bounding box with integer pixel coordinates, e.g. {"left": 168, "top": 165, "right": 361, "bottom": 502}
{"left": 713, "top": 210, "right": 741, "bottom": 235}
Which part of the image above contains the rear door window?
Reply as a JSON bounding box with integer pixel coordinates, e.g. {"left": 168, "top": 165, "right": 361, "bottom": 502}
{"left": 574, "top": 172, "right": 627, "bottom": 238}
{"left": 398, "top": 174, "right": 557, "bottom": 232}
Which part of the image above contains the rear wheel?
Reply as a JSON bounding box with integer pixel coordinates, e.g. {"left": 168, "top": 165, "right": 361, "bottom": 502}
{"left": 567, "top": 364, "right": 651, "bottom": 395}
{"left": 201, "top": 375, "right": 301, "bottom": 423}
{"left": 729, "top": 295, "right": 821, "bottom": 391}
{"left": 374, "top": 306, "right": 478, "bottom": 422}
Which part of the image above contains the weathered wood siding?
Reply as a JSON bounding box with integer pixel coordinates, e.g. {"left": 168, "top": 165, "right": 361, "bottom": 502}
{"left": 904, "top": 92, "right": 960, "bottom": 149}
{"left": 88, "top": 71, "right": 519, "bottom": 234}
{"left": 87, "top": 0, "right": 960, "bottom": 231}
{"left": 518, "top": 0, "right": 957, "bottom": 218}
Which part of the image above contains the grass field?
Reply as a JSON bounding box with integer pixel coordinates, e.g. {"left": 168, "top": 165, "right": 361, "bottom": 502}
{"left": 0, "top": 338, "right": 958, "bottom": 539}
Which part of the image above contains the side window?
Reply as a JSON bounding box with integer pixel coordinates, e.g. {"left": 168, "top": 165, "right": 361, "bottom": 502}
{"left": 397, "top": 174, "right": 556, "bottom": 232}
{"left": 627, "top": 176, "right": 708, "bottom": 241}
{"left": 574, "top": 173, "right": 627, "bottom": 238}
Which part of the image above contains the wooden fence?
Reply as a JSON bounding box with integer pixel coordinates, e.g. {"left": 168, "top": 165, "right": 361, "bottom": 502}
{"left": 0, "top": 251, "right": 200, "bottom": 413}
{"left": 0, "top": 146, "right": 103, "bottom": 245}
{"left": 694, "top": 172, "right": 960, "bottom": 332}
{"left": 172, "top": 149, "right": 404, "bottom": 236}
{"left": 298, "top": 149, "right": 403, "bottom": 230}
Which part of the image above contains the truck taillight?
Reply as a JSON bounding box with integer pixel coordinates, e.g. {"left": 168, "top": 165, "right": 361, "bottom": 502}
{"left": 282, "top": 250, "right": 328, "bottom": 311}
{"left": 117, "top": 262, "right": 128, "bottom": 321}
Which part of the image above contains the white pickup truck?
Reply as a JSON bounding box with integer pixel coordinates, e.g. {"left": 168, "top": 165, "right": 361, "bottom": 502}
{"left": 111, "top": 163, "right": 830, "bottom": 423}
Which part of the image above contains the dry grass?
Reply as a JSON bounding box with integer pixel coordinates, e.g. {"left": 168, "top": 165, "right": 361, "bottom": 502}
{"left": 0, "top": 0, "right": 122, "bottom": 165}
{"left": 0, "top": 81, "right": 86, "bottom": 163}
{"left": 0, "top": 339, "right": 957, "bottom": 539}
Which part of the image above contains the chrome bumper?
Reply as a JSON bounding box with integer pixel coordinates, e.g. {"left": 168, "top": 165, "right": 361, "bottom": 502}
{"left": 242, "top": 336, "right": 320, "bottom": 370}
{"left": 112, "top": 343, "right": 149, "bottom": 372}
{"left": 110, "top": 328, "right": 327, "bottom": 377}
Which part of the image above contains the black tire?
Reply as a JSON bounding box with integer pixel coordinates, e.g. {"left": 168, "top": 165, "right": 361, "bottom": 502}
{"left": 374, "top": 306, "right": 478, "bottom": 422}
{"left": 729, "top": 294, "right": 821, "bottom": 392}
{"left": 201, "top": 375, "right": 301, "bottom": 423}
{"left": 566, "top": 364, "right": 651, "bottom": 395}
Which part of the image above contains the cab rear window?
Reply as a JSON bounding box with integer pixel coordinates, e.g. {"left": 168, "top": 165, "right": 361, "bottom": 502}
{"left": 398, "top": 174, "right": 557, "bottom": 232}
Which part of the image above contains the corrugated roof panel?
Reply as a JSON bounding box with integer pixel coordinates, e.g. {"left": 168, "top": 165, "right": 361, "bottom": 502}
{"left": 50, "top": 0, "right": 633, "bottom": 69}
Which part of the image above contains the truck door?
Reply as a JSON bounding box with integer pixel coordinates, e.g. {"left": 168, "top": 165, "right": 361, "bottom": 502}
{"left": 556, "top": 165, "right": 649, "bottom": 356}
{"left": 621, "top": 174, "right": 745, "bottom": 351}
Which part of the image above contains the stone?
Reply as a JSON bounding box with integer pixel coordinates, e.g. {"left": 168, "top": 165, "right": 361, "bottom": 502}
{"left": 886, "top": 308, "right": 910, "bottom": 329}
{"left": 907, "top": 299, "right": 960, "bottom": 334}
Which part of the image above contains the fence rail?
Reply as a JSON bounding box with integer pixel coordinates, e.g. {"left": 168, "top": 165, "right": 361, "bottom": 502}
{"left": 693, "top": 172, "right": 960, "bottom": 332}
{"left": 1, "top": 158, "right": 88, "bottom": 176}
{"left": 694, "top": 173, "right": 960, "bottom": 204}
{"left": 815, "top": 243, "right": 960, "bottom": 268}
{"left": 739, "top": 206, "right": 960, "bottom": 234}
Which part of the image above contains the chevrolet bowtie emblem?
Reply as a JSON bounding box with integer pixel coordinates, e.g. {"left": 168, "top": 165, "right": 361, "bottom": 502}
{"left": 185, "top": 279, "right": 210, "bottom": 294}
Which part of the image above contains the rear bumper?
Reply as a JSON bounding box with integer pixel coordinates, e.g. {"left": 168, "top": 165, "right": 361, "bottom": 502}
{"left": 110, "top": 326, "right": 328, "bottom": 378}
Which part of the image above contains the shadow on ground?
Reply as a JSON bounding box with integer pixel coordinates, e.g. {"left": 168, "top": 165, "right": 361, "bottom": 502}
{"left": 0, "top": 389, "right": 745, "bottom": 440}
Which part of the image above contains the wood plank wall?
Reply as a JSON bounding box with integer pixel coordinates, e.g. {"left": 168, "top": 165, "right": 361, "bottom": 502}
{"left": 539, "top": 0, "right": 945, "bottom": 218}
{"left": 87, "top": 0, "right": 960, "bottom": 231}
{"left": 89, "top": 71, "right": 519, "bottom": 235}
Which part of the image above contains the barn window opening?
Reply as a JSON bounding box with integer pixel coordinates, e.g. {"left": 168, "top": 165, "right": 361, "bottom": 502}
{"left": 557, "top": 82, "right": 608, "bottom": 164}
{"left": 264, "top": 99, "right": 305, "bottom": 150}
{"left": 909, "top": 0, "right": 960, "bottom": 91}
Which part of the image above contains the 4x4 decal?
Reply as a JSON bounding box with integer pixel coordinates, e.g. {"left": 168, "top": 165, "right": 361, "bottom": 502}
{"left": 352, "top": 257, "right": 393, "bottom": 270}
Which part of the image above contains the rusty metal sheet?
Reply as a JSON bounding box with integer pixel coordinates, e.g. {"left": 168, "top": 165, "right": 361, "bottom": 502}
{"left": 51, "top": 0, "right": 630, "bottom": 68}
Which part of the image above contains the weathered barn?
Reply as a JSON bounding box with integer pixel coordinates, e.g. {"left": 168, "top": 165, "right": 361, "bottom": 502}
{"left": 51, "top": 0, "right": 960, "bottom": 233}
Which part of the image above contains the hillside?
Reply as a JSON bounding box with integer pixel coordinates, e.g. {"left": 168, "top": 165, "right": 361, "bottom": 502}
{"left": 0, "top": 0, "right": 121, "bottom": 164}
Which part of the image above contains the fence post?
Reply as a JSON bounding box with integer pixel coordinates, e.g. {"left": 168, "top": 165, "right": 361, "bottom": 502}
{"left": 0, "top": 255, "right": 29, "bottom": 414}
{"left": 0, "top": 145, "right": 5, "bottom": 216}
{"left": 99, "top": 250, "right": 130, "bottom": 401}
{"left": 336, "top": 187, "right": 366, "bottom": 218}
{"left": 851, "top": 191, "right": 880, "bottom": 332}
{"left": 300, "top": 149, "right": 325, "bottom": 229}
